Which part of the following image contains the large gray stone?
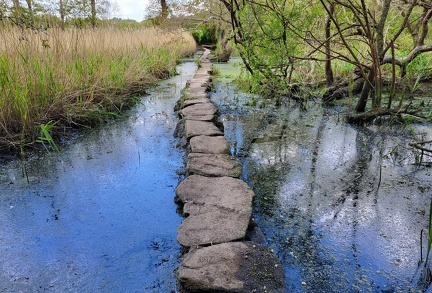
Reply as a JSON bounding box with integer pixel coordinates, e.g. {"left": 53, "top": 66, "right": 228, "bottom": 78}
{"left": 176, "top": 175, "right": 254, "bottom": 212}
{"left": 187, "top": 153, "right": 242, "bottom": 178}
{"left": 180, "top": 103, "right": 217, "bottom": 121}
{"left": 190, "top": 135, "right": 230, "bottom": 154}
{"left": 188, "top": 77, "right": 211, "bottom": 87}
{"left": 177, "top": 242, "right": 286, "bottom": 293}
{"left": 177, "top": 206, "right": 251, "bottom": 247}
{"left": 176, "top": 175, "right": 254, "bottom": 246}
{"left": 185, "top": 120, "right": 223, "bottom": 139}
{"left": 183, "top": 98, "right": 212, "bottom": 108}
{"left": 186, "top": 86, "right": 208, "bottom": 97}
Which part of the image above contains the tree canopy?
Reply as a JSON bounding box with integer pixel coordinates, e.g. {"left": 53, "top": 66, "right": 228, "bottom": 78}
{"left": 217, "top": 0, "right": 432, "bottom": 119}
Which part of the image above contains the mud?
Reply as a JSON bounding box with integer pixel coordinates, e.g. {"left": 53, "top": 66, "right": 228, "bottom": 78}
{"left": 211, "top": 59, "right": 432, "bottom": 292}
{"left": 0, "top": 61, "right": 197, "bottom": 292}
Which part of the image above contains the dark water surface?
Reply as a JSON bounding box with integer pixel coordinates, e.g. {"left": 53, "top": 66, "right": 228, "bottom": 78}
{"left": 212, "top": 60, "right": 432, "bottom": 293}
{"left": 0, "top": 61, "right": 197, "bottom": 292}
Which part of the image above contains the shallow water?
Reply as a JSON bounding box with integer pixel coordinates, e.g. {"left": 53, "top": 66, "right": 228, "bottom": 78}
{"left": 0, "top": 61, "right": 197, "bottom": 292}
{"left": 211, "top": 60, "right": 432, "bottom": 292}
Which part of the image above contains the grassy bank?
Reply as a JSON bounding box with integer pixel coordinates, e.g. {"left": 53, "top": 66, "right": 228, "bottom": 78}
{"left": 0, "top": 27, "right": 196, "bottom": 154}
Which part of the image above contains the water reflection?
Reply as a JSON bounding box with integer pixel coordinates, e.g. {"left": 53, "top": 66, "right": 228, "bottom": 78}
{"left": 212, "top": 82, "right": 432, "bottom": 292}
{"left": 0, "top": 62, "right": 197, "bottom": 292}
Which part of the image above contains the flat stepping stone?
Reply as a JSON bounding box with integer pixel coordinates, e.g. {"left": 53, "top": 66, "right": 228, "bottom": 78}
{"left": 180, "top": 103, "right": 217, "bottom": 121}
{"left": 177, "top": 241, "right": 286, "bottom": 293}
{"left": 176, "top": 175, "right": 254, "bottom": 212}
{"left": 183, "top": 98, "right": 212, "bottom": 107}
{"left": 190, "top": 135, "right": 230, "bottom": 154}
{"left": 186, "top": 86, "right": 208, "bottom": 96}
{"left": 186, "top": 78, "right": 211, "bottom": 89}
{"left": 187, "top": 153, "right": 242, "bottom": 177}
{"left": 186, "top": 92, "right": 208, "bottom": 99}
{"left": 176, "top": 175, "right": 253, "bottom": 246}
{"left": 190, "top": 75, "right": 211, "bottom": 85}
{"left": 177, "top": 207, "right": 251, "bottom": 246}
{"left": 185, "top": 120, "right": 223, "bottom": 139}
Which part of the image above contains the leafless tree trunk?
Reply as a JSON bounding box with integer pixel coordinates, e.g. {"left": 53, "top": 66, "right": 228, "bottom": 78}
{"left": 324, "top": 2, "right": 334, "bottom": 86}
{"left": 25, "top": 0, "right": 33, "bottom": 16}
{"left": 59, "top": 0, "right": 66, "bottom": 30}
{"left": 91, "top": 0, "right": 96, "bottom": 28}
{"left": 161, "top": 0, "right": 168, "bottom": 20}
{"left": 12, "top": 0, "right": 21, "bottom": 17}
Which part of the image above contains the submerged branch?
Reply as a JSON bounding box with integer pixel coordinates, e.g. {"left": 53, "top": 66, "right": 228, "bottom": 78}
{"left": 347, "top": 107, "right": 426, "bottom": 124}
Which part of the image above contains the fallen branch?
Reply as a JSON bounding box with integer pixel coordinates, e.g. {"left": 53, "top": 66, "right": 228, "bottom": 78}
{"left": 409, "top": 140, "right": 432, "bottom": 153}
{"left": 347, "top": 107, "right": 426, "bottom": 124}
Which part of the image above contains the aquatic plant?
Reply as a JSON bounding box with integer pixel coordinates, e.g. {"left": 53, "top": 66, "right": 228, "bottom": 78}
{"left": 0, "top": 26, "right": 196, "bottom": 153}
{"left": 416, "top": 198, "right": 432, "bottom": 289}
{"left": 36, "top": 121, "right": 60, "bottom": 154}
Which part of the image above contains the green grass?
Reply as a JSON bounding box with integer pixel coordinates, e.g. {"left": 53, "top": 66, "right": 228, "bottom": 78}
{"left": 0, "top": 27, "right": 196, "bottom": 153}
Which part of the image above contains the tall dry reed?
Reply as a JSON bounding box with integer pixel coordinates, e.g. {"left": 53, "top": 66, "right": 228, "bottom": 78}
{"left": 0, "top": 27, "right": 196, "bottom": 152}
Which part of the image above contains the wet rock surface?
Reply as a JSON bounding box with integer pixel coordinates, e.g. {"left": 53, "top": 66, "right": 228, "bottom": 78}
{"left": 210, "top": 58, "right": 432, "bottom": 292}
{"left": 180, "top": 103, "right": 217, "bottom": 121}
{"left": 183, "top": 98, "right": 212, "bottom": 107}
{"left": 177, "top": 208, "right": 251, "bottom": 247}
{"left": 177, "top": 242, "right": 285, "bottom": 293}
{"left": 174, "top": 49, "right": 286, "bottom": 292}
{"left": 189, "top": 135, "right": 230, "bottom": 154}
{"left": 187, "top": 153, "right": 242, "bottom": 177}
{"left": 185, "top": 120, "right": 223, "bottom": 139}
{"left": 176, "top": 175, "right": 254, "bottom": 210}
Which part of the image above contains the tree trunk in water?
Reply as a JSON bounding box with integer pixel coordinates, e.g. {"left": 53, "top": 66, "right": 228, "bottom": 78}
{"left": 356, "top": 69, "right": 375, "bottom": 112}
{"left": 216, "top": 29, "right": 232, "bottom": 62}
{"left": 325, "top": 3, "right": 334, "bottom": 86}
{"left": 90, "top": 0, "right": 96, "bottom": 28}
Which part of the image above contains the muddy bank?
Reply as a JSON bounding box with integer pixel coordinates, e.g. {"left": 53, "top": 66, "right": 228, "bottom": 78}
{"left": 211, "top": 59, "right": 432, "bottom": 292}
{"left": 0, "top": 61, "right": 197, "bottom": 292}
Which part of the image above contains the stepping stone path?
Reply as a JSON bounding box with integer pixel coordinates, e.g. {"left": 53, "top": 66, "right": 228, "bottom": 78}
{"left": 174, "top": 49, "right": 286, "bottom": 292}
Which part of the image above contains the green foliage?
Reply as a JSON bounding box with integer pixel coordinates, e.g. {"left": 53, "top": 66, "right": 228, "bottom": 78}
{"left": 226, "top": 0, "right": 432, "bottom": 114}
{"left": 192, "top": 25, "right": 217, "bottom": 45}
{"left": 36, "top": 121, "right": 60, "bottom": 153}
{"left": 0, "top": 27, "right": 196, "bottom": 152}
{"left": 425, "top": 198, "right": 432, "bottom": 266}
{"left": 229, "top": 0, "right": 325, "bottom": 95}
{"left": 406, "top": 53, "right": 432, "bottom": 78}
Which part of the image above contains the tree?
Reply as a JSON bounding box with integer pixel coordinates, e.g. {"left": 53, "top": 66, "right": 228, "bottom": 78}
{"left": 59, "top": 0, "right": 65, "bottom": 28}
{"left": 90, "top": 0, "right": 95, "bottom": 27}
{"left": 220, "top": 0, "right": 432, "bottom": 119}
{"left": 321, "top": 0, "right": 432, "bottom": 115}
{"left": 160, "top": 0, "right": 168, "bottom": 19}
{"left": 220, "top": 0, "right": 322, "bottom": 94}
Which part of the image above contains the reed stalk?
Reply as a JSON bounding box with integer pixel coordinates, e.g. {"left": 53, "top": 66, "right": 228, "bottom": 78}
{"left": 0, "top": 26, "right": 196, "bottom": 152}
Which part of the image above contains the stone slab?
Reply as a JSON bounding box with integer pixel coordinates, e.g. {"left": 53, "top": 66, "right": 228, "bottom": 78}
{"left": 177, "top": 206, "right": 251, "bottom": 247}
{"left": 190, "top": 135, "right": 230, "bottom": 154}
{"left": 177, "top": 242, "right": 286, "bottom": 293}
{"left": 187, "top": 153, "right": 242, "bottom": 178}
{"left": 176, "top": 175, "right": 254, "bottom": 246}
{"left": 184, "top": 114, "right": 216, "bottom": 122}
{"left": 176, "top": 175, "right": 254, "bottom": 212}
{"left": 185, "top": 120, "right": 223, "bottom": 139}
{"left": 186, "top": 86, "right": 208, "bottom": 96}
{"left": 180, "top": 103, "right": 217, "bottom": 121}
{"left": 186, "top": 92, "right": 209, "bottom": 99}
{"left": 183, "top": 98, "right": 212, "bottom": 107}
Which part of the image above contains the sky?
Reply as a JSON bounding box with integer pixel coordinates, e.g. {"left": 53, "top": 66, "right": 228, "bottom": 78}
{"left": 115, "top": 0, "right": 150, "bottom": 21}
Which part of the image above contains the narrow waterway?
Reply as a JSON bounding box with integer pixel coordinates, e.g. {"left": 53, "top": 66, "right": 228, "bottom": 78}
{"left": 0, "top": 61, "right": 197, "bottom": 292}
{"left": 211, "top": 59, "right": 432, "bottom": 293}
